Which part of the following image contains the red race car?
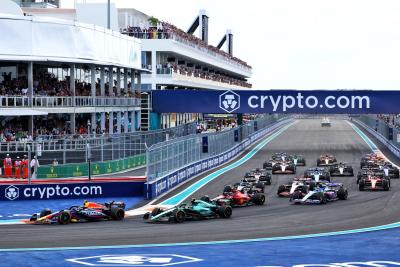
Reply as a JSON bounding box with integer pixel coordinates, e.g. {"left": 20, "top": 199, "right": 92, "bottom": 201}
{"left": 359, "top": 174, "right": 390, "bottom": 191}
{"left": 209, "top": 186, "right": 265, "bottom": 207}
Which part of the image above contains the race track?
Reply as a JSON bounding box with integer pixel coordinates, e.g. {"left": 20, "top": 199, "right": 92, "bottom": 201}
{"left": 2, "top": 118, "right": 400, "bottom": 249}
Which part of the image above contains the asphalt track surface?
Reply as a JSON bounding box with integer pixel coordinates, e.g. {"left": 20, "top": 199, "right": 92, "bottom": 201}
{"left": 2, "top": 118, "right": 400, "bottom": 249}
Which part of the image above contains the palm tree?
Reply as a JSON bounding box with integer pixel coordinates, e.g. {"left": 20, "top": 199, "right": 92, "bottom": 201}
{"left": 148, "top": 16, "right": 159, "bottom": 27}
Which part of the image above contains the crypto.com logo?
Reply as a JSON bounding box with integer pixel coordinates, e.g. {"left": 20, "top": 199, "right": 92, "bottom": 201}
{"left": 5, "top": 185, "right": 19, "bottom": 200}
{"left": 219, "top": 90, "right": 240, "bottom": 113}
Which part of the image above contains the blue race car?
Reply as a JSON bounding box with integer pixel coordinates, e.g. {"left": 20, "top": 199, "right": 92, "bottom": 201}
{"left": 290, "top": 182, "right": 348, "bottom": 204}
{"left": 304, "top": 167, "right": 331, "bottom": 182}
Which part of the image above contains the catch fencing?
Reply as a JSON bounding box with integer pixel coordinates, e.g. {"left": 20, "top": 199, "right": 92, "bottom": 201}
{"left": 146, "top": 114, "right": 290, "bottom": 198}
{"left": 354, "top": 115, "right": 400, "bottom": 158}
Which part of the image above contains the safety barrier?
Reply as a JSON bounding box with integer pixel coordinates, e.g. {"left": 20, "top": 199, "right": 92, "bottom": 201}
{"left": 353, "top": 118, "right": 400, "bottom": 158}
{"left": 145, "top": 118, "right": 293, "bottom": 199}
{"left": 37, "top": 154, "right": 146, "bottom": 179}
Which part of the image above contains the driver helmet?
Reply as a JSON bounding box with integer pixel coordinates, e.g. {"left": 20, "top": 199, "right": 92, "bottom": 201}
{"left": 83, "top": 200, "right": 89, "bottom": 207}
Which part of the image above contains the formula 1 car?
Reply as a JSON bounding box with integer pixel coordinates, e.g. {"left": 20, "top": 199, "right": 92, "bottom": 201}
{"left": 244, "top": 168, "right": 272, "bottom": 185}
{"left": 358, "top": 174, "right": 390, "bottom": 191}
{"left": 143, "top": 199, "right": 232, "bottom": 223}
{"left": 29, "top": 201, "right": 125, "bottom": 224}
{"left": 356, "top": 168, "right": 385, "bottom": 184}
{"left": 277, "top": 177, "right": 315, "bottom": 197}
{"left": 290, "top": 182, "right": 348, "bottom": 204}
{"left": 317, "top": 154, "right": 337, "bottom": 166}
{"left": 321, "top": 118, "right": 331, "bottom": 127}
{"left": 263, "top": 153, "right": 306, "bottom": 168}
{"left": 375, "top": 163, "right": 399, "bottom": 178}
{"left": 231, "top": 179, "right": 265, "bottom": 193}
{"left": 304, "top": 167, "right": 331, "bottom": 182}
{"left": 212, "top": 187, "right": 265, "bottom": 207}
{"left": 271, "top": 161, "right": 296, "bottom": 174}
{"left": 329, "top": 162, "right": 354, "bottom": 176}
{"left": 360, "top": 153, "right": 385, "bottom": 168}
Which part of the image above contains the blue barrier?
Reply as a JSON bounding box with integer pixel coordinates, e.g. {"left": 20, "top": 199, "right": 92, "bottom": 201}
{"left": 0, "top": 182, "right": 144, "bottom": 201}
{"left": 146, "top": 119, "right": 293, "bottom": 199}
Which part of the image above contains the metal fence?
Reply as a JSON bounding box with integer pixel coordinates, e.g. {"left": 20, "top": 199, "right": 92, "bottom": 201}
{"left": 0, "top": 122, "right": 197, "bottom": 166}
{"left": 356, "top": 115, "right": 400, "bottom": 150}
{"left": 147, "top": 114, "right": 286, "bottom": 182}
{"left": 0, "top": 96, "right": 140, "bottom": 108}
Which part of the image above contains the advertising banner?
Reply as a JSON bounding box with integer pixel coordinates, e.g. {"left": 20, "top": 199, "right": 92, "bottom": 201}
{"left": 0, "top": 181, "right": 144, "bottom": 201}
{"left": 153, "top": 90, "right": 400, "bottom": 114}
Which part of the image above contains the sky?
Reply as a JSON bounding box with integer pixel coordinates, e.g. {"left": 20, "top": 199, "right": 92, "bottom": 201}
{"left": 61, "top": 0, "right": 400, "bottom": 90}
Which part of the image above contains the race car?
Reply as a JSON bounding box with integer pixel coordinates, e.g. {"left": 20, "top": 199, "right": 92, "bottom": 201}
{"left": 277, "top": 177, "right": 315, "bottom": 197}
{"left": 321, "top": 118, "right": 331, "bottom": 127}
{"left": 304, "top": 167, "right": 331, "bottom": 182}
{"left": 356, "top": 168, "right": 385, "bottom": 184}
{"left": 317, "top": 154, "right": 337, "bottom": 166}
{"left": 263, "top": 153, "right": 306, "bottom": 168}
{"left": 358, "top": 174, "right": 390, "bottom": 191}
{"left": 244, "top": 168, "right": 272, "bottom": 185}
{"left": 360, "top": 153, "right": 385, "bottom": 168}
{"left": 290, "top": 182, "right": 348, "bottom": 204}
{"left": 375, "top": 163, "right": 399, "bottom": 178}
{"left": 360, "top": 158, "right": 399, "bottom": 178}
{"left": 271, "top": 161, "right": 296, "bottom": 174}
{"left": 329, "top": 162, "right": 354, "bottom": 176}
{"left": 212, "top": 187, "right": 265, "bottom": 207}
{"left": 29, "top": 201, "right": 125, "bottom": 224}
{"left": 143, "top": 199, "right": 232, "bottom": 223}
{"left": 231, "top": 179, "right": 265, "bottom": 193}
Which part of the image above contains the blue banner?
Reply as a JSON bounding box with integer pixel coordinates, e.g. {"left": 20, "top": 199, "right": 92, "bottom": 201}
{"left": 152, "top": 90, "right": 400, "bottom": 114}
{"left": 0, "top": 182, "right": 144, "bottom": 201}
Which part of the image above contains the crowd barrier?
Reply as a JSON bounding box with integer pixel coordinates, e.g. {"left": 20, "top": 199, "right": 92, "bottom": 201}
{"left": 145, "top": 118, "right": 293, "bottom": 199}
{"left": 37, "top": 154, "right": 146, "bottom": 179}
{"left": 353, "top": 119, "right": 400, "bottom": 158}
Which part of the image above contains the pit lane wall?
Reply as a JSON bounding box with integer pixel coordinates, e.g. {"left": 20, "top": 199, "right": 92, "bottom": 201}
{"left": 145, "top": 118, "right": 293, "bottom": 199}
{"left": 0, "top": 181, "right": 144, "bottom": 201}
{"left": 37, "top": 154, "right": 146, "bottom": 179}
{"left": 353, "top": 116, "right": 400, "bottom": 158}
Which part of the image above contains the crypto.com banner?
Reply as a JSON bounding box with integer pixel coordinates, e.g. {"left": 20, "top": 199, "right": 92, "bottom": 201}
{"left": 152, "top": 90, "right": 400, "bottom": 114}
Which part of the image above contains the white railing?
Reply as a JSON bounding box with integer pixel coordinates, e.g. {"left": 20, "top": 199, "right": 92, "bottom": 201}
{"left": 0, "top": 96, "right": 140, "bottom": 108}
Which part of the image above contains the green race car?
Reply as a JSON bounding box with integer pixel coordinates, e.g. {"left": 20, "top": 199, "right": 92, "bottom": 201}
{"left": 143, "top": 199, "right": 232, "bottom": 223}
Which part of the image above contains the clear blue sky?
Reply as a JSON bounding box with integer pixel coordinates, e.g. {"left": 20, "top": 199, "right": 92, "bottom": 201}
{"left": 63, "top": 0, "right": 400, "bottom": 90}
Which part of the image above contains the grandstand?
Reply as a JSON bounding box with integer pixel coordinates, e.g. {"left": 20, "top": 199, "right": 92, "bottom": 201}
{"left": 119, "top": 9, "right": 253, "bottom": 130}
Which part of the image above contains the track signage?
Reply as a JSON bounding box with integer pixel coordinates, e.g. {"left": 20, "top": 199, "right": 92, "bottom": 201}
{"left": 66, "top": 254, "right": 202, "bottom": 266}
{"left": 152, "top": 90, "right": 400, "bottom": 114}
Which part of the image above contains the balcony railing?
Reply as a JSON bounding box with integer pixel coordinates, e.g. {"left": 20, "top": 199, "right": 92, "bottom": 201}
{"left": 0, "top": 96, "right": 141, "bottom": 108}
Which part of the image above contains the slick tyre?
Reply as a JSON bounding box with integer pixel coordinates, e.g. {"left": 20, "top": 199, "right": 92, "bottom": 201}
{"left": 58, "top": 211, "right": 71, "bottom": 224}
{"left": 218, "top": 205, "right": 232, "bottom": 218}
{"left": 172, "top": 210, "right": 185, "bottom": 223}
{"left": 252, "top": 193, "right": 265, "bottom": 205}
{"left": 111, "top": 207, "right": 125, "bottom": 220}
{"left": 337, "top": 188, "right": 348, "bottom": 200}
{"left": 359, "top": 180, "right": 365, "bottom": 191}
{"left": 277, "top": 185, "right": 286, "bottom": 196}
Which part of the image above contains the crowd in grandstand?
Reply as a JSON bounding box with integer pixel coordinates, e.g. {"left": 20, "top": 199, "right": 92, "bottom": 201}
{"left": 0, "top": 71, "right": 141, "bottom": 98}
{"left": 121, "top": 21, "right": 251, "bottom": 69}
{"left": 156, "top": 63, "right": 251, "bottom": 88}
{"left": 377, "top": 114, "right": 400, "bottom": 129}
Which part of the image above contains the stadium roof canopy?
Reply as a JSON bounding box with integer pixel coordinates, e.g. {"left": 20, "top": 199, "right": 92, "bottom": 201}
{"left": 0, "top": 109, "right": 48, "bottom": 116}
